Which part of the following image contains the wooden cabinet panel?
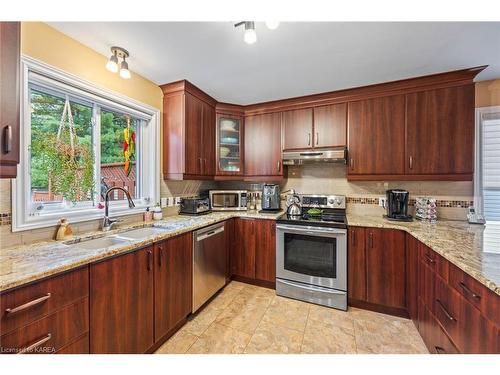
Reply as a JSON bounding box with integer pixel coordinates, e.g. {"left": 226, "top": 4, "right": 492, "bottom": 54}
{"left": 347, "top": 95, "right": 405, "bottom": 175}
{"left": 365, "top": 228, "right": 406, "bottom": 309}
{"left": 0, "top": 298, "right": 88, "bottom": 354}
{"left": 184, "top": 93, "right": 204, "bottom": 175}
{"left": 90, "top": 247, "right": 154, "bottom": 353}
{"left": 232, "top": 218, "right": 256, "bottom": 279}
{"left": 0, "top": 22, "right": 20, "bottom": 178}
{"left": 245, "top": 112, "right": 282, "bottom": 177}
{"left": 434, "top": 276, "right": 461, "bottom": 342}
{"left": 225, "top": 218, "right": 234, "bottom": 283}
{"left": 255, "top": 220, "right": 276, "bottom": 283}
{"left": 419, "top": 243, "right": 448, "bottom": 280}
{"left": 406, "top": 85, "right": 474, "bottom": 176}
{"left": 1, "top": 267, "right": 88, "bottom": 335}
{"left": 202, "top": 103, "right": 216, "bottom": 176}
{"left": 458, "top": 298, "right": 499, "bottom": 354}
{"left": 313, "top": 103, "right": 347, "bottom": 148}
{"left": 406, "top": 234, "right": 419, "bottom": 324}
{"left": 418, "top": 259, "right": 436, "bottom": 315}
{"left": 348, "top": 227, "right": 366, "bottom": 301}
{"left": 57, "top": 333, "right": 89, "bottom": 354}
{"left": 154, "top": 232, "right": 192, "bottom": 341}
{"left": 282, "top": 108, "right": 313, "bottom": 150}
{"left": 418, "top": 301, "right": 459, "bottom": 354}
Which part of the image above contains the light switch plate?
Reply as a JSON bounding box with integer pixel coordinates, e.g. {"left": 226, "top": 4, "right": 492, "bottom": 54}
{"left": 379, "top": 197, "right": 387, "bottom": 207}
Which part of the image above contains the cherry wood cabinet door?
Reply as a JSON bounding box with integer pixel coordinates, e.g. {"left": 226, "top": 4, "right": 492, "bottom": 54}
{"left": 313, "top": 103, "right": 347, "bottom": 148}
{"left": 254, "top": 220, "right": 276, "bottom": 283}
{"left": 347, "top": 95, "right": 405, "bottom": 175}
{"left": 365, "top": 228, "right": 406, "bottom": 309}
{"left": 184, "top": 93, "right": 203, "bottom": 175}
{"left": 406, "top": 85, "right": 475, "bottom": 176}
{"left": 90, "top": 247, "right": 154, "bottom": 353}
{"left": 245, "top": 112, "right": 282, "bottom": 176}
{"left": 232, "top": 218, "right": 256, "bottom": 279}
{"left": 202, "top": 103, "right": 216, "bottom": 176}
{"left": 0, "top": 22, "right": 20, "bottom": 178}
{"left": 154, "top": 232, "right": 192, "bottom": 341}
{"left": 282, "top": 108, "right": 313, "bottom": 150}
{"left": 348, "top": 226, "right": 366, "bottom": 301}
{"left": 406, "top": 234, "right": 419, "bottom": 324}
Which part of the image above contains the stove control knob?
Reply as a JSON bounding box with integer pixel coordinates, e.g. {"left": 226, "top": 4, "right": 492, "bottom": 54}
{"left": 335, "top": 198, "right": 342, "bottom": 206}
{"left": 328, "top": 198, "right": 335, "bottom": 205}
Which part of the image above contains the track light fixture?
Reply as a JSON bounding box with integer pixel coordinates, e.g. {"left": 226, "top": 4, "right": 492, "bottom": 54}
{"left": 234, "top": 21, "right": 279, "bottom": 44}
{"left": 106, "top": 46, "right": 131, "bottom": 79}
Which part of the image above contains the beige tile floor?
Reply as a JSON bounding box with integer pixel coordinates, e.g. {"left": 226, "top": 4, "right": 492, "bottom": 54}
{"left": 155, "top": 281, "right": 428, "bottom": 354}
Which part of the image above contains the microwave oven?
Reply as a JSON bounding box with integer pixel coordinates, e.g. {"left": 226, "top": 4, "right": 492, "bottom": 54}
{"left": 209, "top": 190, "right": 247, "bottom": 211}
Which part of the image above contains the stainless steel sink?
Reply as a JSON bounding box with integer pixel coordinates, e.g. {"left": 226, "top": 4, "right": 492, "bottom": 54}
{"left": 72, "top": 236, "right": 130, "bottom": 250}
{"left": 114, "top": 227, "right": 171, "bottom": 241}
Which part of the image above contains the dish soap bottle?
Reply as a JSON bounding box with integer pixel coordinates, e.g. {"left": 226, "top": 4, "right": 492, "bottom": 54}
{"left": 153, "top": 204, "right": 163, "bottom": 221}
{"left": 144, "top": 207, "right": 153, "bottom": 222}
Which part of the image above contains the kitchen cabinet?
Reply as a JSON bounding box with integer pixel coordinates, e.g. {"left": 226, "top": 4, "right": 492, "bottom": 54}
{"left": 90, "top": 247, "right": 154, "bottom": 354}
{"left": 154, "top": 232, "right": 192, "bottom": 341}
{"left": 313, "top": 103, "right": 347, "bottom": 148}
{"left": 406, "top": 234, "right": 419, "bottom": 325}
{"left": 232, "top": 218, "right": 276, "bottom": 286}
{"left": 348, "top": 226, "right": 366, "bottom": 301}
{"left": 161, "top": 81, "right": 216, "bottom": 180}
{"left": 282, "top": 108, "right": 313, "bottom": 150}
{"left": 347, "top": 95, "right": 406, "bottom": 176}
{"left": 0, "top": 22, "right": 20, "bottom": 178}
{"left": 216, "top": 113, "right": 243, "bottom": 177}
{"left": 244, "top": 112, "right": 283, "bottom": 179}
{"left": 406, "top": 85, "right": 475, "bottom": 178}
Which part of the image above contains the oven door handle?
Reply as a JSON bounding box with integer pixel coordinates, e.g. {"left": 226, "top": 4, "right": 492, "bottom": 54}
{"left": 278, "top": 279, "right": 346, "bottom": 295}
{"left": 276, "top": 224, "right": 346, "bottom": 235}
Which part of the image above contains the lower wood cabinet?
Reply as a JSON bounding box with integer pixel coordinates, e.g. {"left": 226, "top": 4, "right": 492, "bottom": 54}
{"left": 347, "top": 226, "right": 406, "bottom": 315}
{"left": 90, "top": 247, "right": 154, "bottom": 354}
{"left": 154, "top": 232, "right": 192, "bottom": 341}
{"left": 232, "top": 218, "right": 276, "bottom": 285}
{"left": 406, "top": 234, "right": 419, "bottom": 325}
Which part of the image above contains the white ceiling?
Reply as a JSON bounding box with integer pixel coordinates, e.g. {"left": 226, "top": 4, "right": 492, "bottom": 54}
{"left": 48, "top": 22, "right": 500, "bottom": 105}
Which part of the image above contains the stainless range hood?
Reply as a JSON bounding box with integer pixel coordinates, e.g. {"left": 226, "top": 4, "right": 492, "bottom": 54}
{"left": 282, "top": 148, "right": 347, "bottom": 165}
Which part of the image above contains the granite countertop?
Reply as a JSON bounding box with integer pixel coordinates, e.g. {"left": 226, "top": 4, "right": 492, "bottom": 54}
{"left": 0, "top": 210, "right": 282, "bottom": 292}
{"left": 2, "top": 210, "right": 499, "bottom": 297}
{"left": 347, "top": 214, "right": 500, "bottom": 296}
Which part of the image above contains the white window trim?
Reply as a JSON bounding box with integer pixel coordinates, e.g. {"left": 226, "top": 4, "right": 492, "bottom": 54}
{"left": 474, "top": 105, "right": 500, "bottom": 216}
{"left": 12, "top": 56, "right": 161, "bottom": 232}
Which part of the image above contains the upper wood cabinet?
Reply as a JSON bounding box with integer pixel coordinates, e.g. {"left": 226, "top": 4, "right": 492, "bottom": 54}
{"left": 245, "top": 112, "right": 283, "bottom": 179}
{"left": 90, "top": 247, "right": 154, "bottom": 353}
{"left": 348, "top": 95, "right": 406, "bottom": 176}
{"left": 216, "top": 113, "right": 244, "bottom": 177}
{"left": 406, "top": 84, "right": 475, "bottom": 178}
{"left": 313, "top": 103, "right": 347, "bottom": 148}
{"left": 0, "top": 22, "right": 20, "bottom": 178}
{"left": 161, "top": 81, "right": 216, "bottom": 180}
{"left": 282, "top": 108, "right": 313, "bottom": 150}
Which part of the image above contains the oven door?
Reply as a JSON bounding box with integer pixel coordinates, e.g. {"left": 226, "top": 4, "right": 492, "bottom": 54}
{"left": 209, "top": 191, "right": 244, "bottom": 211}
{"left": 276, "top": 224, "right": 347, "bottom": 291}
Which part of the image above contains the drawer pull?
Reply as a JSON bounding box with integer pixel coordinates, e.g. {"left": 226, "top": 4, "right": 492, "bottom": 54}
{"left": 5, "top": 293, "right": 51, "bottom": 315}
{"left": 459, "top": 282, "right": 481, "bottom": 300}
{"left": 434, "top": 346, "right": 446, "bottom": 354}
{"left": 436, "top": 299, "right": 456, "bottom": 321}
{"left": 424, "top": 254, "right": 435, "bottom": 264}
{"left": 158, "top": 245, "right": 163, "bottom": 267}
{"left": 17, "top": 333, "right": 52, "bottom": 354}
{"left": 147, "top": 250, "right": 153, "bottom": 271}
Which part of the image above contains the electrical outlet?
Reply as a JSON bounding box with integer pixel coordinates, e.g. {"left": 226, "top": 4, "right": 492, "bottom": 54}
{"left": 379, "top": 197, "right": 387, "bottom": 207}
{"left": 160, "top": 197, "right": 167, "bottom": 208}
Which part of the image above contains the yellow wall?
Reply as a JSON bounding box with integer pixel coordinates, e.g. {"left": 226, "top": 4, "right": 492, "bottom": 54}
{"left": 475, "top": 79, "right": 500, "bottom": 107}
{"left": 21, "top": 22, "right": 163, "bottom": 110}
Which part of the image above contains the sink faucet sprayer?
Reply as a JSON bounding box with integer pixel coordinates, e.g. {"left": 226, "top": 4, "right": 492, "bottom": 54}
{"left": 102, "top": 187, "right": 136, "bottom": 231}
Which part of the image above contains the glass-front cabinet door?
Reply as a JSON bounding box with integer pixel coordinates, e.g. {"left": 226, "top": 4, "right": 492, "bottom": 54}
{"left": 216, "top": 114, "right": 243, "bottom": 176}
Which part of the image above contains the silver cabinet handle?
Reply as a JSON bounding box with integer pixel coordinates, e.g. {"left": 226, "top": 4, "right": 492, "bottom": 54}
{"left": 409, "top": 156, "right": 413, "bottom": 169}
{"left": 307, "top": 133, "right": 311, "bottom": 146}
{"left": 459, "top": 282, "right": 481, "bottom": 300}
{"left": 436, "top": 299, "right": 456, "bottom": 321}
{"left": 5, "top": 293, "right": 51, "bottom": 314}
{"left": 350, "top": 158, "right": 354, "bottom": 169}
{"left": 277, "top": 160, "right": 281, "bottom": 172}
{"left": 3, "top": 125, "right": 12, "bottom": 153}
{"left": 17, "top": 333, "right": 52, "bottom": 354}
{"left": 316, "top": 132, "right": 319, "bottom": 145}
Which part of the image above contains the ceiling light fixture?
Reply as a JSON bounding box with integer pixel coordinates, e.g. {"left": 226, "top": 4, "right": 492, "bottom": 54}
{"left": 106, "top": 46, "right": 131, "bottom": 79}
{"left": 235, "top": 21, "right": 257, "bottom": 44}
{"left": 265, "top": 21, "right": 280, "bottom": 30}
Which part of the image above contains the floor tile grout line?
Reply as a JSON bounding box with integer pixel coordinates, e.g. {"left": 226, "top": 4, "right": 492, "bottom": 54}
{"left": 242, "top": 292, "right": 275, "bottom": 353}
{"left": 298, "top": 305, "right": 311, "bottom": 353}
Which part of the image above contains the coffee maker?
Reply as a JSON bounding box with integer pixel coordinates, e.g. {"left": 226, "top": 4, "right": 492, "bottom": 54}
{"left": 261, "top": 184, "right": 281, "bottom": 212}
{"left": 385, "top": 189, "right": 412, "bottom": 221}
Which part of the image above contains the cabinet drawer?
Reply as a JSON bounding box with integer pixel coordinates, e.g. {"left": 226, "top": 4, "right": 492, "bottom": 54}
{"left": 1, "top": 267, "right": 89, "bottom": 335}
{"left": 449, "top": 263, "right": 500, "bottom": 325}
{"left": 419, "top": 244, "right": 448, "bottom": 280}
{"left": 57, "top": 333, "right": 89, "bottom": 354}
{"left": 0, "top": 298, "right": 89, "bottom": 354}
{"left": 418, "top": 299, "right": 459, "bottom": 354}
{"left": 433, "top": 324, "right": 460, "bottom": 354}
{"left": 418, "top": 259, "right": 435, "bottom": 314}
{"left": 435, "top": 276, "right": 461, "bottom": 341}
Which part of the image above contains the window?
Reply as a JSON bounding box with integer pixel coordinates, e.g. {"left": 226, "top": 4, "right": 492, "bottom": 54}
{"left": 475, "top": 106, "right": 500, "bottom": 223}
{"left": 13, "top": 57, "right": 160, "bottom": 231}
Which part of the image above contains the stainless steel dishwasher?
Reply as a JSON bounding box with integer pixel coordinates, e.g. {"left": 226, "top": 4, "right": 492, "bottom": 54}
{"left": 193, "top": 222, "right": 227, "bottom": 312}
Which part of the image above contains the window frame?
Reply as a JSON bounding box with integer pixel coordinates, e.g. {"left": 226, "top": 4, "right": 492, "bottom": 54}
{"left": 474, "top": 105, "right": 500, "bottom": 221}
{"left": 12, "top": 56, "right": 160, "bottom": 232}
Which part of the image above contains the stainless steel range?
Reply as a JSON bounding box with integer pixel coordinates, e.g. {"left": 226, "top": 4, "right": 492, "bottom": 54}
{"left": 276, "top": 194, "right": 347, "bottom": 310}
